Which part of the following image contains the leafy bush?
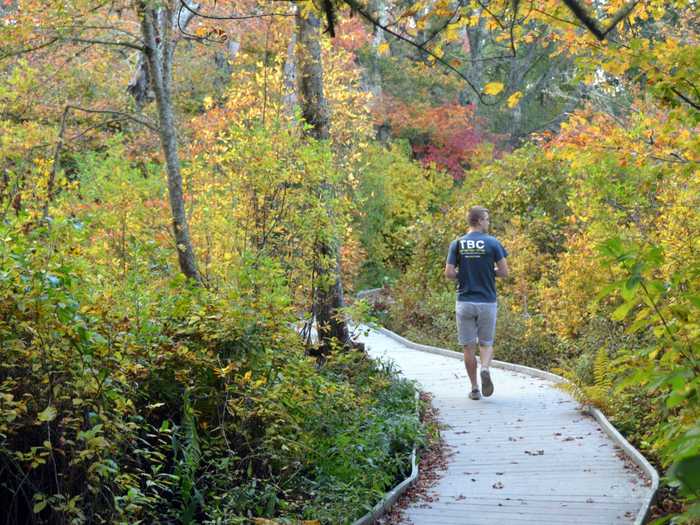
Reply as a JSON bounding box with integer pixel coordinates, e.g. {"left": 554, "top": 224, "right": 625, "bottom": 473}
{"left": 0, "top": 138, "right": 423, "bottom": 524}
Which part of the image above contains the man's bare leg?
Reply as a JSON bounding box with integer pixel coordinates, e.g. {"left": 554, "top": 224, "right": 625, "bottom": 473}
{"left": 463, "top": 344, "right": 478, "bottom": 390}
{"left": 479, "top": 344, "right": 495, "bottom": 396}
{"left": 479, "top": 345, "right": 494, "bottom": 369}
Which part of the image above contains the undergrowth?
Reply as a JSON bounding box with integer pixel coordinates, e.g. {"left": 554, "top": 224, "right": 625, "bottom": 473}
{"left": 0, "top": 217, "right": 422, "bottom": 525}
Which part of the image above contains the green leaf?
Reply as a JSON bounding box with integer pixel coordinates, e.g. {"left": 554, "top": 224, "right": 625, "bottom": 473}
{"left": 668, "top": 454, "right": 700, "bottom": 495}
{"left": 33, "top": 500, "right": 47, "bottom": 514}
{"left": 666, "top": 390, "right": 686, "bottom": 409}
{"left": 599, "top": 237, "right": 624, "bottom": 258}
{"left": 621, "top": 276, "right": 640, "bottom": 301}
{"left": 686, "top": 500, "right": 700, "bottom": 517}
{"left": 626, "top": 307, "right": 653, "bottom": 334}
{"left": 611, "top": 300, "right": 636, "bottom": 321}
{"left": 37, "top": 406, "right": 57, "bottom": 423}
{"left": 595, "top": 279, "right": 625, "bottom": 301}
{"left": 645, "top": 245, "right": 664, "bottom": 266}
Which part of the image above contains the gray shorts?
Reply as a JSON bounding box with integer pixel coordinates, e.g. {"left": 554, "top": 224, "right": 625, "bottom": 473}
{"left": 455, "top": 301, "right": 498, "bottom": 346}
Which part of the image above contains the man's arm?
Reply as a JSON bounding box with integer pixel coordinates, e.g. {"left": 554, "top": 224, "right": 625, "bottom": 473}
{"left": 445, "top": 240, "right": 458, "bottom": 280}
{"left": 495, "top": 257, "right": 509, "bottom": 278}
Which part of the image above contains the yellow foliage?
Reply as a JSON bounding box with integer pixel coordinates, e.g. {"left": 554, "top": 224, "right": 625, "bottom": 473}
{"left": 483, "top": 82, "right": 504, "bottom": 95}
{"left": 540, "top": 231, "right": 608, "bottom": 340}
{"left": 500, "top": 227, "right": 550, "bottom": 316}
{"left": 507, "top": 91, "right": 523, "bottom": 108}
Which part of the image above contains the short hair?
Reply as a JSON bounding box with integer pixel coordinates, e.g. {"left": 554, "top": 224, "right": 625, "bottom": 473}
{"left": 468, "top": 206, "right": 489, "bottom": 226}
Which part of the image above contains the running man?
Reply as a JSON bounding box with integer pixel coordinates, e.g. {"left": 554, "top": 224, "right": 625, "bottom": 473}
{"left": 445, "top": 206, "right": 509, "bottom": 400}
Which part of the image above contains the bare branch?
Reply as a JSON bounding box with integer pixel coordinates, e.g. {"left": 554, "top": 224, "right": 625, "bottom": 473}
{"left": 0, "top": 38, "right": 60, "bottom": 61}
{"left": 44, "top": 106, "right": 70, "bottom": 221}
{"left": 531, "top": 7, "right": 584, "bottom": 30}
{"left": 43, "top": 104, "right": 157, "bottom": 220}
{"left": 671, "top": 87, "right": 700, "bottom": 112}
{"left": 417, "top": 0, "right": 466, "bottom": 49}
{"left": 561, "top": 0, "right": 639, "bottom": 40}
{"left": 70, "top": 106, "right": 159, "bottom": 131}
{"left": 339, "top": 0, "right": 497, "bottom": 105}
{"left": 474, "top": 0, "right": 507, "bottom": 31}
{"left": 65, "top": 105, "right": 159, "bottom": 131}
{"left": 509, "top": 0, "right": 519, "bottom": 56}
{"left": 63, "top": 37, "right": 144, "bottom": 51}
{"left": 177, "top": 0, "right": 294, "bottom": 21}
{"left": 52, "top": 25, "right": 142, "bottom": 40}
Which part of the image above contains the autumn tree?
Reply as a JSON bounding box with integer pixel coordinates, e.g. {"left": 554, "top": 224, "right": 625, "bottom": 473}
{"left": 334, "top": 0, "right": 698, "bottom": 145}
{"left": 295, "top": 3, "right": 351, "bottom": 351}
{"left": 0, "top": 0, "right": 207, "bottom": 281}
{"left": 137, "top": 0, "right": 201, "bottom": 281}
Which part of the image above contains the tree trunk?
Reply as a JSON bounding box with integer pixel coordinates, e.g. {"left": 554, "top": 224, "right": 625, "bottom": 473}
{"left": 295, "top": 6, "right": 350, "bottom": 351}
{"left": 296, "top": 9, "right": 330, "bottom": 140}
{"left": 128, "top": 2, "right": 199, "bottom": 110}
{"left": 460, "top": 11, "right": 487, "bottom": 108}
{"left": 368, "top": 0, "right": 390, "bottom": 142}
{"left": 214, "top": 38, "right": 241, "bottom": 87}
{"left": 127, "top": 53, "right": 152, "bottom": 111}
{"left": 139, "top": 1, "right": 201, "bottom": 282}
{"left": 282, "top": 32, "right": 298, "bottom": 119}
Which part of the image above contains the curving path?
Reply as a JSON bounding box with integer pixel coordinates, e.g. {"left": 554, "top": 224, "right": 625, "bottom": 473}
{"left": 357, "top": 327, "right": 655, "bottom": 525}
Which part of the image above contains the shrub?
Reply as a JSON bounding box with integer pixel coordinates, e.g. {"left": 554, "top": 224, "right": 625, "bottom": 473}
{"left": 0, "top": 211, "right": 421, "bottom": 524}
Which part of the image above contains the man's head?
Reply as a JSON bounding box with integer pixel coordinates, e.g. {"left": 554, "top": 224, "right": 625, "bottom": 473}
{"left": 468, "top": 206, "right": 490, "bottom": 232}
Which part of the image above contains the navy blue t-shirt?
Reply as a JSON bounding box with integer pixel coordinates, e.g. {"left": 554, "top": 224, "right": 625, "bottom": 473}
{"left": 446, "top": 232, "right": 508, "bottom": 303}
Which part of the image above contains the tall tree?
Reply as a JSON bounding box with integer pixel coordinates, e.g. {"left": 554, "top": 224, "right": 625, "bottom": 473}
{"left": 138, "top": 0, "right": 201, "bottom": 282}
{"left": 295, "top": 4, "right": 351, "bottom": 351}
{"left": 282, "top": 32, "right": 298, "bottom": 118}
{"left": 1, "top": 0, "right": 202, "bottom": 281}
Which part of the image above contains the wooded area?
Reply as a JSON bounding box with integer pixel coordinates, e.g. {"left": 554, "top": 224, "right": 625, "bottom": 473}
{"left": 0, "top": 0, "right": 698, "bottom": 523}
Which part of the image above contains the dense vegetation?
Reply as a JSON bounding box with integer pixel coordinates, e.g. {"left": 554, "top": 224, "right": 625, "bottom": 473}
{"left": 1, "top": 0, "right": 699, "bottom": 523}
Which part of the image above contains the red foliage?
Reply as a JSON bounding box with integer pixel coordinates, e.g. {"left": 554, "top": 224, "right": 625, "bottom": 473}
{"left": 414, "top": 125, "right": 485, "bottom": 179}
{"left": 378, "top": 97, "right": 490, "bottom": 179}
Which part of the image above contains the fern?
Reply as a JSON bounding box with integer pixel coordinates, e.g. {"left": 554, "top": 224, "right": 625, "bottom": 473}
{"left": 592, "top": 346, "right": 613, "bottom": 395}
{"left": 554, "top": 347, "right": 613, "bottom": 411}
{"left": 174, "top": 390, "right": 203, "bottom": 525}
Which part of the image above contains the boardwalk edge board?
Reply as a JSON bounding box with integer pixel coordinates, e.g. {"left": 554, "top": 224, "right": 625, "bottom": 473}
{"left": 352, "top": 391, "right": 420, "bottom": 525}
{"left": 371, "top": 324, "right": 660, "bottom": 525}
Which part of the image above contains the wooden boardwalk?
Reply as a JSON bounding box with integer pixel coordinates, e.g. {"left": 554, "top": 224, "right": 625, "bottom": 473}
{"left": 358, "top": 327, "right": 654, "bottom": 525}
